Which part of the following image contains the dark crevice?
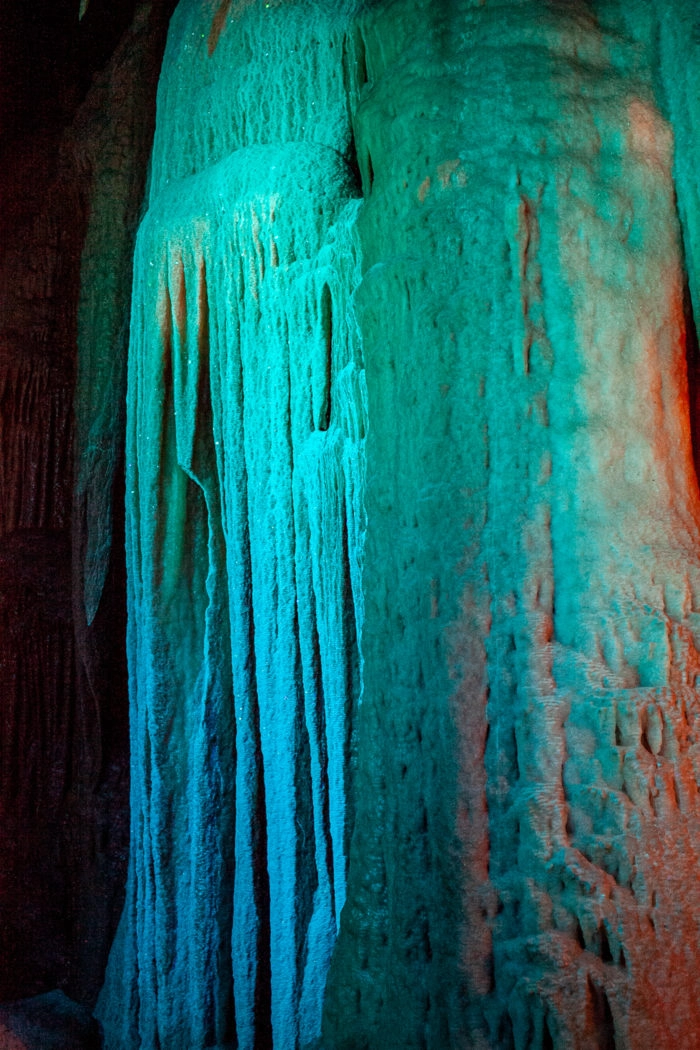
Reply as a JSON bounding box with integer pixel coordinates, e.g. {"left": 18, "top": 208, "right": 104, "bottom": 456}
{"left": 193, "top": 260, "right": 215, "bottom": 485}
{"left": 293, "top": 610, "right": 318, "bottom": 994}
{"left": 587, "top": 977, "right": 617, "bottom": 1050}
{"left": 575, "top": 917, "right": 586, "bottom": 950}
{"left": 341, "top": 499, "right": 360, "bottom": 867}
{"left": 485, "top": 953, "right": 495, "bottom": 994}
{"left": 366, "top": 149, "right": 375, "bottom": 194}
{"left": 152, "top": 282, "right": 174, "bottom": 590}
{"left": 318, "top": 284, "right": 333, "bottom": 432}
{"left": 346, "top": 128, "right": 363, "bottom": 197}
{"left": 511, "top": 725, "right": 520, "bottom": 780}
{"left": 195, "top": 259, "right": 236, "bottom": 1046}
{"left": 249, "top": 638, "right": 273, "bottom": 1050}
{"left": 311, "top": 605, "right": 335, "bottom": 919}
{"left": 497, "top": 1009, "right": 515, "bottom": 1049}
{"left": 232, "top": 328, "right": 272, "bottom": 1049}
{"left": 355, "top": 29, "right": 368, "bottom": 90}
{"left": 599, "top": 923, "right": 613, "bottom": 964}
{"left": 565, "top": 809, "right": 574, "bottom": 838}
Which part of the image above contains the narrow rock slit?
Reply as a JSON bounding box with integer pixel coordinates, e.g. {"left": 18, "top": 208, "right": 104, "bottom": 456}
{"left": 319, "top": 284, "right": 333, "bottom": 432}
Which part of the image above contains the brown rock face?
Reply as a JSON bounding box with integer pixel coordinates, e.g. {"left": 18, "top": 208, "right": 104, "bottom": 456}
{"left": 0, "top": 0, "right": 173, "bottom": 1004}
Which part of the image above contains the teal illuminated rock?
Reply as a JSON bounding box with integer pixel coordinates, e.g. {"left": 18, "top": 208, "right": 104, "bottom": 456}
{"left": 325, "top": 2, "right": 700, "bottom": 1048}
{"left": 97, "top": 4, "right": 366, "bottom": 1049}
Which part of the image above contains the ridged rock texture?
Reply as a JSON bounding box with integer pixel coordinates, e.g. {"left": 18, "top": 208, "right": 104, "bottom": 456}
{"left": 324, "top": 3, "right": 700, "bottom": 1048}
{"left": 5, "top": 0, "right": 700, "bottom": 1048}
{"left": 0, "top": 0, "right": 173, "bottom": 1003}
{"left": 96, "top": 5, "right": 367, "bottom": 1048}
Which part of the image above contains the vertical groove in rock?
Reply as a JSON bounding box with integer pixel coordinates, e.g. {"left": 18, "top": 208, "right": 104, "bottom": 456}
{"left": 97, "top": 6, "right": 366, "bottom": 1048}
{"left": 324, "top": 5, "right": 494, "bottom": 1045}
{"left": 0, "top": 361, "right": 73, "bottom": 537}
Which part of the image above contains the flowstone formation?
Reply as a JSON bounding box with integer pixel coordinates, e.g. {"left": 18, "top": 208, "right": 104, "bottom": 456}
{"left": 93, "top": 1, "right": 700, "bottom": 1048}
{"left": 325, "top": 2, "right": 700, "bottom": 1047}
{"left": 97, "top": 5, "right": 366, "bottom": 1049}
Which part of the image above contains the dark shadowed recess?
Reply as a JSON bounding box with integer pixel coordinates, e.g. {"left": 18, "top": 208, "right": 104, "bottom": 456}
{"left": 0, "top": 0, "right": 177, "bottom": 1007}
{"left": 0, "top": 0, "right": 152, "bottom": 143}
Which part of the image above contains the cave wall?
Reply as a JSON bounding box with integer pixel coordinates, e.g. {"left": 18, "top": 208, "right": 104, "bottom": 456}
{"left": 0, "top": 0, "right": 173, "bottom": 1003}
{"left": 5, "top": 0, "right": 700, "bottom": 1048}
{"left": 94, "top": 1, "right": 700, "bottom": 1048}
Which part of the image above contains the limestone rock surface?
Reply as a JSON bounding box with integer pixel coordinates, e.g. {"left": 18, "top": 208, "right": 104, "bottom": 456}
{"left": 326, "top": 2, "right": 700, "bottom": 1048}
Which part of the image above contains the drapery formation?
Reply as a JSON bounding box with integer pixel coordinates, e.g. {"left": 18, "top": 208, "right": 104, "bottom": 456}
{"left": 97, "top": 6, "right": 366, "bottom": 1048}
{"left": 325, "top": 4, "right": 700, "bottom": 1047}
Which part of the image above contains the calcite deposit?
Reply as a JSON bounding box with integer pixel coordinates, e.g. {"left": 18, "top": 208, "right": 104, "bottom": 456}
{"left": 92, "top": 1, "right": 700, "bottom": 1047}
{"left": 4, "top": 0, "right": 700, "bottom": 1048}
{"left": 326, "top": 3, "right": 700, "bottom": 1048}
{"left": 96, "top": 7, "right": 366, "bottom": 1050}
